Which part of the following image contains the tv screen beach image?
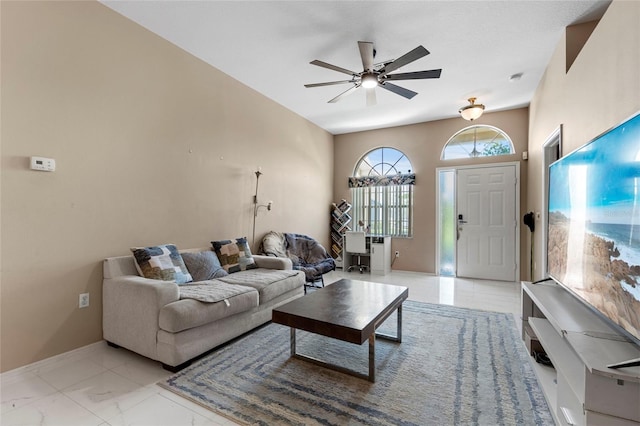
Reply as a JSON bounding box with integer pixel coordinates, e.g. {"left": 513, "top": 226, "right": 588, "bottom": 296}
{"left": 548, "top": 113, "right": 640, "bottom": 342}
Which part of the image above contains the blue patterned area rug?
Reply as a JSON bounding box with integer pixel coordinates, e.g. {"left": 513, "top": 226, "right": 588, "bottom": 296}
{"left": 159, "top": 301, "right": 553, "bottom": 426}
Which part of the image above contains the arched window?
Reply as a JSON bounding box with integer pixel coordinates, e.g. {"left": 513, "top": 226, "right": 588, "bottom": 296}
{"left": 441, "top": 125, "right": 514, "bottom": 160}
{"left": 354, "top": 147, "right": 412, "bottom": 177}
{"left": 349, "top": 147, "right": 414, "bottom": 237}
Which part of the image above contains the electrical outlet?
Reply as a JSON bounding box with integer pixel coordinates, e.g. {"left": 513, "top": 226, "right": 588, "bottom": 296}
{"left": 395, "top": 251, "right": 400, "bottom": 258}
{"left": 79, "top": 293, "right": 89, "bottom": 308}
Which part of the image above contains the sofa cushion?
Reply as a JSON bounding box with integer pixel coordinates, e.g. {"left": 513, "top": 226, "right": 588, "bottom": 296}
{"left": 130, "top": 244, "right": 192, "bottom": 284}
{"left": 216, "top": 268, "right": 304, "bottom": 303}
{"left": 181, "top": 251, "right": 228, "bottom": 281}
{"left": 159, "top": 282, "right": 258, "bottom": 333}
{"left": 211, "top": 237, "right": 258, "bottom": 273}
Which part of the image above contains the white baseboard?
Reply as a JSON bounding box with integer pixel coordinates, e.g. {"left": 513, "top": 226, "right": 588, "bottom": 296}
{"left": 1, "top": 340, "right": 107, "bottom": 381}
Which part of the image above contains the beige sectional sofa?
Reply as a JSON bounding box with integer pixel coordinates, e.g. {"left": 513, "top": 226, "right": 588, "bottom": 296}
{"left": 102, "top": 248, "right": 305, "bottom": 371}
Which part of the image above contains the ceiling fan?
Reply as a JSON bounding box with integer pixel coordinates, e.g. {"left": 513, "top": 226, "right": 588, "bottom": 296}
{"left": 304, "top": 41, "right": 442, "bottom": 106}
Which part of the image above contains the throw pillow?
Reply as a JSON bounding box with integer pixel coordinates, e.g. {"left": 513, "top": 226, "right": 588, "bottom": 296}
{"left": 181, "top": 251, "right": 229, "bottom": 281}
{"left": 211, "top": 237, "right": 258, "bottom": 274}
{"left": 130, "top": 244, "right": 193, "bottom": 284}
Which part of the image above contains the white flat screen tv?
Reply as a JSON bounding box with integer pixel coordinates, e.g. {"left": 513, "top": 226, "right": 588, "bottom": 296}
{"left": 547, "top": 111, "right": 640, "bottom": 368}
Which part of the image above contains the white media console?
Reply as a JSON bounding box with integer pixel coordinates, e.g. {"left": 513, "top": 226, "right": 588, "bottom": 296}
{"left": 521, "top": 281, "right": 640, "bottom": 426}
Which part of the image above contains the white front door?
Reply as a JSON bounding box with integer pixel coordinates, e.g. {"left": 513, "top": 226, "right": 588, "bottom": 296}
{"left": 456, "top": 165, "right": 517, "bottom": 281}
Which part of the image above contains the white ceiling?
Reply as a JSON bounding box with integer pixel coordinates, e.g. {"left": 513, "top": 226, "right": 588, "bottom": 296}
{"left": 102, "top": 1, "right": 611, "bottom": 135}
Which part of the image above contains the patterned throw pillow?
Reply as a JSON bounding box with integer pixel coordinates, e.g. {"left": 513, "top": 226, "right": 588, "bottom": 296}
{"left": 211, "top": 237, "right": 258, "bottom": 274}
{"left": 181, "top": 251, "right": 229, "bottom": 281}
{"left": 130, "top": 244, "right": 193, "bottom": 284}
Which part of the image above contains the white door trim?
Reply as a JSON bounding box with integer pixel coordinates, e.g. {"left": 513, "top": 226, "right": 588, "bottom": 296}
{"left": 436, "top": 161, "right": 520, "bottom": 281}
{"left": 540, "top": 126, "right": 563, "bottom": 280}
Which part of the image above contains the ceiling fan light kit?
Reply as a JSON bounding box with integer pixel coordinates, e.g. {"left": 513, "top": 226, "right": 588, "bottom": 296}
{"left": 459, "top": 97, "right": 485, "bottom": 121}
{"left": 361, "top": 73, "right": 378, "bottom": 88}
{"left": 305, "top": 41, "right": 442, "bottom": 105}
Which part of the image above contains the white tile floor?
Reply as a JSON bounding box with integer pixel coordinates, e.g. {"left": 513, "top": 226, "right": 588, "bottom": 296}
{"left": 1, "top": 270, "right": 523, "bottom": 426}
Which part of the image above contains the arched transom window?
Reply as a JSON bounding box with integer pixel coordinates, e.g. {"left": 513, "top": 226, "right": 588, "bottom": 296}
{"left": 441, "top": 125, "right": 514, "bottom": 160}
{"left": 349, "top": 147, "right": 414, "bottom": 237}
{"left": 354, "top": 147, "right": 412, "bottom": 177}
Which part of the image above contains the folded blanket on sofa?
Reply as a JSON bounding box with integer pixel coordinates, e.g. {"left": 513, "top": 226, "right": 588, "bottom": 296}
{"left": 216, "top": 269, "right": 300, "bottom": 287}
{"left": 179, "top": 281, "right": 255, "bottom": 303}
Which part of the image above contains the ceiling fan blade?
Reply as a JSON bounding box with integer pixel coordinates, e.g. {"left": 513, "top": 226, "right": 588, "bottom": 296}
{"left": 310, "top": 60, "right": 357, "bottom": 76}
{"left": 358, "top": 41, "right": 375, "bottom": 71}
{"left": 380, "top": 45, "right": 429, "bottom": 76}
{"left": 373, "top": 59, "right": 393, "bottom": 70}
{"left": 366, "top": 88, "right": 377, "bottom": 106}
{"left": 384, "top": 69, "right": 442, "bottom": 81}
{"left": 328, "top": 84, "right": 360, "bottom": 103}
{"left": 304, "top": 80, "right": 356, "bottom": 88}
{"left": 379, "top": 82, "right": 418, "bottom": 99}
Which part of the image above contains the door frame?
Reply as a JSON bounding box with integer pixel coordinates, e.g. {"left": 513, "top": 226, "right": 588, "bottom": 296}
{"left": 540, "top": 125, "right": 563, "bottom": 280}
{"left": 436, "top": 161, "right": 521, "bottom": 281}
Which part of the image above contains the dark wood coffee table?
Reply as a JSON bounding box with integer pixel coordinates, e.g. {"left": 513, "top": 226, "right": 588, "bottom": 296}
{"left": 272, "top": 278, "right": 408, "bottom": 382}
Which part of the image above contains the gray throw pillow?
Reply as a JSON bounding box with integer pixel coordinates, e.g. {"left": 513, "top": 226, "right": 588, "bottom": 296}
{"left": 181, "top": 251, "right": 228, "bottom": 282}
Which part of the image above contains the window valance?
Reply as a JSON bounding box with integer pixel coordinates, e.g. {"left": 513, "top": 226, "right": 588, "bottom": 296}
{"left": 348, "top": 173, "right": 416, "bottom": 188}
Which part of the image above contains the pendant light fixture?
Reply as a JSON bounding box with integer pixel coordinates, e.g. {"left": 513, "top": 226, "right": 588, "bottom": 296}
{"left": 459, "top": 97, "right": 485, "bottom": 121}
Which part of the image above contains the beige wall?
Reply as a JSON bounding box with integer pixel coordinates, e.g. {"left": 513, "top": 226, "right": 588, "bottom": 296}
{"left": 527, "top": 0, "right": 640, "bottom": 281}
{"left": 0, "top": 1, "right": 333, "bottom": 372}
{"left": 334, "top": 108, "right": 529, "bottom": 275}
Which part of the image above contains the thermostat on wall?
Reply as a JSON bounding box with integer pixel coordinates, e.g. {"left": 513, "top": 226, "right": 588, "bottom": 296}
{"left": 30, "top": 156, "right": 56, "bottom": 172}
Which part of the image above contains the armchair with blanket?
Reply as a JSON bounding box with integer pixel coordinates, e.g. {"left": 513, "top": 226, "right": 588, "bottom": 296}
{"left": 260, "top": 231, "right": 336, "bottom": 289}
